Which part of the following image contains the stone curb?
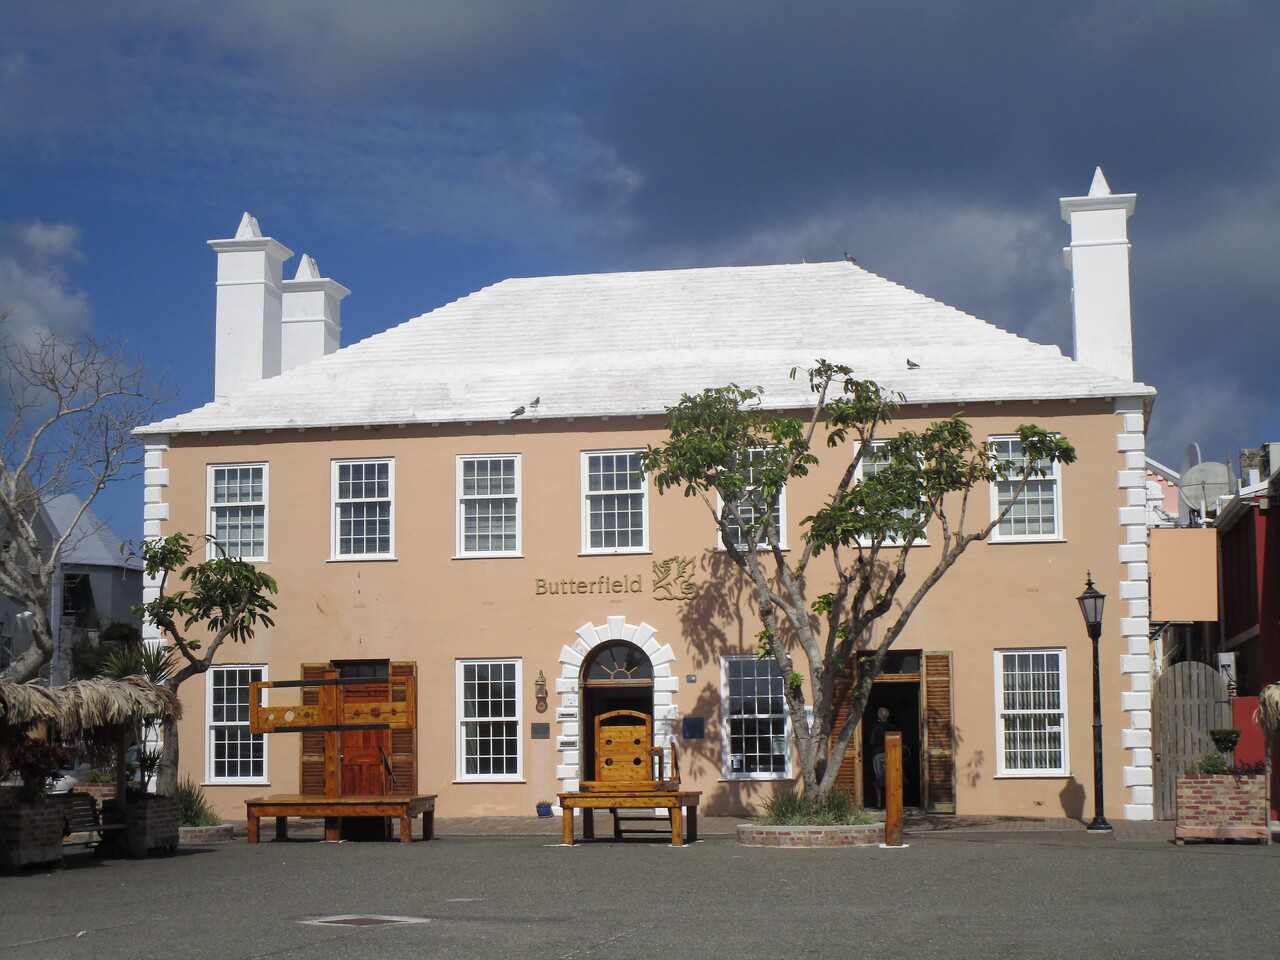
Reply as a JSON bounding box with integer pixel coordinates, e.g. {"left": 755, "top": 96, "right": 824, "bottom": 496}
{"left": 179, "top": 823, "right": 235, "bottom": 844}
{"left": 736, "top": 822, "right": 884, "bottom": 847}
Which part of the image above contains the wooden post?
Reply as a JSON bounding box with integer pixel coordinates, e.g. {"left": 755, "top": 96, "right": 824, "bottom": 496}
{"left": 885, "top": 731, "right": 903, "bottom": 846}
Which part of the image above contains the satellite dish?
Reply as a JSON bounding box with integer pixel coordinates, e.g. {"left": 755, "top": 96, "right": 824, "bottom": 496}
{"left": 1179, "top": 461, "right": 1231, "bottom": 518}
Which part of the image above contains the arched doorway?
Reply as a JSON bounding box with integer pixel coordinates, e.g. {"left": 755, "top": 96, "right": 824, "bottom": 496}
{"left": 580, "top": 640, "right": 654, "bottom": 782}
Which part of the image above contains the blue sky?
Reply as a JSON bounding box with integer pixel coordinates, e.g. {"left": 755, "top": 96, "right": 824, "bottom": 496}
{"left": 3, "top": 1, "right": 1278, "bottom": 536}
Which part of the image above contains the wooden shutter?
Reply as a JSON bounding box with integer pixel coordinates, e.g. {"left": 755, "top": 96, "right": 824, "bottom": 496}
{"left": 831, "top": 671, "right": 864, "bottom": 802}
{"left": 387, "top": 662, "right": 418, "bottom": 795}
{"left": 922, "top": 651, "right": 956, "bottom": 813}
{"left": 298, "top": 664, "right": 332, "bottom": 797}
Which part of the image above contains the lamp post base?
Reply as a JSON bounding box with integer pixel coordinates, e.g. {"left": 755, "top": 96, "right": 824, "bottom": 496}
{"left": 1086, "top": 816, "right": 1113, "bottom": 833}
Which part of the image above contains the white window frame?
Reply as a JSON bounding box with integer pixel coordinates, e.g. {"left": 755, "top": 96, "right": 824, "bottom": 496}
{"left": 721, "top": 655, "right": 791, "bottom": 780}
{"left": 993, "top": 649, "right": 1069, "bottom": 777}
{"left": 456, "top": 455, "right": 522, "bottom": 557}
{"left": 581, "top": 450, "right": 649, "bottom": 554}
{"left": 455, "top": 658, "right": 523, "bottom": 782}
{"left": 854, "top": 440, "right": 927, "bottom": 547}
{"left": 717, "top": 448, "right": 787, "bottom": 551}
{"left": 207, "top": 463, "right": 268, "bottom": 561}
{"left": 989, "top": 436, "right": 1064, "bottom": 542}
{"left": 206, "top": 664, "right": 268, "bottom": 784}
{"left": 331, "top": 458, "right": 395, "bottom": 560}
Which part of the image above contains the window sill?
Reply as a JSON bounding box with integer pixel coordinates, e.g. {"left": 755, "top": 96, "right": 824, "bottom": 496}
{"left": 578, "top": 550, "right": 653, "bottom": 557}
{"left": 992, "top": 772, "right": 1072, "bottom": 780}
{"left": 718, "top": 775, "right": 791, "bottom": 783}
{"left": 988, "top": 537, "right": 1067, "bottom": 545}
{"left": 714, "top": 546, "right": 789, "bottom": 553}
{"left": 453, "top": 553, "right": 525, "bottom": 560}
{"left": 452, "top": 779, "right": 527, "bottom": 785}
{"left": 327, "top": 555, "right": 398, "bottom": 562}
{"left": 202, "top": 780, "right": 269, "bottom": 787}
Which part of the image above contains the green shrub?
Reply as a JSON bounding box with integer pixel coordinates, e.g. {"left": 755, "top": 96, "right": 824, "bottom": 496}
{"left": 1196, "top": 753, "right": 1229, "bottom": 775}
{"left": 1208, "top": 728, "right": 1241, "bottom": 753}
{"left": 754, "top": 787, "right": 875, "bottom": 826}
{"left": 172, "top": 775, "right": 223, "bottom": 827}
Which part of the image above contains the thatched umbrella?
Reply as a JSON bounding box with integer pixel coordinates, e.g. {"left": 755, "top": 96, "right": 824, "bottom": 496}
{"left": 0, "top": 681, "right": 64, "bottom": 735}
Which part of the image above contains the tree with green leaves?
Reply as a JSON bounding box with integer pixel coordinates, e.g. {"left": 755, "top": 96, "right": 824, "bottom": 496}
{"left": 639, "top": 361, "right": 1076, "bottom": 805}
{"left": 132, "top": 532, "right": 278, "bottom": 794}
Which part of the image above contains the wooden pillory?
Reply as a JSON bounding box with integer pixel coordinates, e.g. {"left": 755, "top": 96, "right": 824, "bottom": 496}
{"left": 244, "top": 666, "right": 435, "bottom": 844}
{"left": 558, "top": 709, "right": 701, "bottom": 846}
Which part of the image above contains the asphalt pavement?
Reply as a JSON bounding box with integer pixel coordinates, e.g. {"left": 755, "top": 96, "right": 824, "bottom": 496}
{"left": 3, "top": 821, "right": 1277, "bottom": 960}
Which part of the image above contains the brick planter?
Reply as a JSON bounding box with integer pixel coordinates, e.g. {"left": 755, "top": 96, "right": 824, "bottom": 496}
{"left": 1175, "top": 774, "right": 1269, "bottom": 844}
{"left": 737, "top": 823, "right": 884, "bottom": 847}
{"left": 104, "top": 795, "right": 179, "bottom": 856}
{"left": 78, "top": 783, "right": 117, "bottom": 805}
{"left": 0, "top": 802, "right": 65, "bottom": 872}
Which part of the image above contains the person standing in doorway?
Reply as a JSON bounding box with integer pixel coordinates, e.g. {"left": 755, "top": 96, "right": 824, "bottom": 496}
{"left": 870, "top": 706, "right": 899, "bottom": 809}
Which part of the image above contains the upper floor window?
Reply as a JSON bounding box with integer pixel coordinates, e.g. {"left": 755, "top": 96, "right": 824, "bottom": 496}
{"left": 208, "top": 464, "right": 267, "bottom": 560}
{"left": 333, "top": 459, "right": 394, "bottom": 559}
{"left": 995, "top": 649, "right": 1068, "bottom": 776}
{"left": 457, "top": 455, "right": 521, "bottom": 556}
{"left": 582, "top": 450, "right": 648, "bottom": 553}
{"left": 855, "top": 441, "right": 928, "bottom": 547}
{"left": 720, "top": 448, "right": 786, "bottom": 551}
{"left": 990, "top": 437, "right": 1062, "bottom": 541}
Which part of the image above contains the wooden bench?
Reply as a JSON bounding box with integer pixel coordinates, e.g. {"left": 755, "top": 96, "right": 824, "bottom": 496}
{"left": 244, "top": 794, "right": 437, "bottom": 844}
{"left": 53, "top": 791, "right": 127, "bottom": 853}
{"left": 558, "top": 790, "right": 701, "bottom": 847}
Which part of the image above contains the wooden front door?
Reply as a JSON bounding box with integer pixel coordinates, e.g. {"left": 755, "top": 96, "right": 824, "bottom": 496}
{"left": 339, "top": 682, "right": 391, "bottom": 796}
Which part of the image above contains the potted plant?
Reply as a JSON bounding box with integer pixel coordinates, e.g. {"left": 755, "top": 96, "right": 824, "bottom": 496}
{"left": 0, "top": 736, "right": 72, "bottom": 872}
{"left": 535, "top": 800, "right": 554, "bottom": 818}
{"left": 1175, "top": 729, "right": 1269, "bottom": 844}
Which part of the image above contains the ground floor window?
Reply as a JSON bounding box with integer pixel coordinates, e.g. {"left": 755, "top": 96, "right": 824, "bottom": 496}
{"left": 722, "top": 655, "right": 789, "bottom": 778}
{"left": 995, "top": 649, "right": 1068, "bottom": 776}
{"left": 207, "top": 664, "right": 266, "bottom": 783}
{"left": 457, "top": 659, "right": 521, "bottom": 780}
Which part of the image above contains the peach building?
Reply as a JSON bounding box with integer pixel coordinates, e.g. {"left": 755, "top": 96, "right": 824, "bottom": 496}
{"left": 137, "top": 170, "right": 1159, "bottom": 821}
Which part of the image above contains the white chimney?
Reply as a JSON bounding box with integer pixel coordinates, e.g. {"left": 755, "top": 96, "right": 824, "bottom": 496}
{"left": 280, "top": 254, "right": 349, "bottom": 373}
{"left": 208, "top": 213, "right": 293, "bottom": 401}
{"left": 1060, "top": 168, "right": 1137, "bottom": 382}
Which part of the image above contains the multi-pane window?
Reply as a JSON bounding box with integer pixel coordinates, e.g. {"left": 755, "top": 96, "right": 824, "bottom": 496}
{"left": 582, "top": 451, "right": 647, "bottom": 552}
{"left": 457, "top": 456, "right": 520, "bottom": 556}
{"left": 722, "top": 449, "right": 786, "bottom": 550}
{"left": 995, "top": 650, "right": 1068, "bottom": 776}
{"left": 990, "top": 437, "right": 1062, "bottom": 540}
{"left": 722, "top": 655, "right": 790, "bottom": 778}
{"left": 333, "top": 459, "right": 393, "bottom": 558}
{"left": 208, "top": 665, "right": 266, "bottom": 782}
{"left": 457, "top": 659, "right": 521, "bottom": 779}
{"left": 209, "top": 464, "right": 267, "bottom": 559}
{"left": 855, "top": 441, "right": 924, "bottom": 546}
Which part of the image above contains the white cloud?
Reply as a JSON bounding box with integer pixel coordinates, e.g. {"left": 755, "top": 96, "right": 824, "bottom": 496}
{"left": 0, "top": 220, "right": 92, "bottom": 341}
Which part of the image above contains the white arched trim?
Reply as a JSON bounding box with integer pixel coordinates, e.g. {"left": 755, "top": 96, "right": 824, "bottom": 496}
{"left": 553, "top": 616, "right": 679, "bottom": 793}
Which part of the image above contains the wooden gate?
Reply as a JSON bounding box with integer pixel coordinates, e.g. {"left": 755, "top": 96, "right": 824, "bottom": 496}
{"left": 1152, "top": 661, "right": 1231, "bottom": 819}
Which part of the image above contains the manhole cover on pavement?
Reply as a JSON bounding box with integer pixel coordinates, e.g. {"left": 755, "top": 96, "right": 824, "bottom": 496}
{"left": 300, "top": 915, "right": 432, "bottom": 927}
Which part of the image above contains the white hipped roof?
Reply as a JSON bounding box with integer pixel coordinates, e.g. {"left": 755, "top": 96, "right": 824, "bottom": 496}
{"left": 140, "top": 260, "right": 1153, "bottom": 435}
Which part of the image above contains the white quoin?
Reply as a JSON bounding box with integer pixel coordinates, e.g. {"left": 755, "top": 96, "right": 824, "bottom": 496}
{"left": 1060, "top": 168, "right": 1138, "bottom": 382}
{"left": 281, "top": 254, "right": 349, "bottom": 373}
{"left": 208, "top": 213, "right": 293, "bottom": 401}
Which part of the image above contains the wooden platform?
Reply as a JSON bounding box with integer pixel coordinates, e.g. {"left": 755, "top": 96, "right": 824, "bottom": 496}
{"left": 245, "top": 794, "right": 437, "bottom": 844}
{"left": 558, "top": 790, "right": 701, "bottom": 846}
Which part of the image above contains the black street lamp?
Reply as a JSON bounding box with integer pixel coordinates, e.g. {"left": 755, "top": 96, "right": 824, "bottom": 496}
{"left": 1077, "top": 572, "right": 1112, "bottom": 833}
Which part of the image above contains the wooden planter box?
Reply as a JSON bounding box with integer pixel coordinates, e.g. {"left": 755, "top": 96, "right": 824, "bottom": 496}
{"left": 104, "top": 794, "right": 179, "bottom": 856}
{"left": 0, "top": 802, "right": 65, "bottom": 872}
{"left": 1175, "top": 774, "right": 1269, "bottom": 843}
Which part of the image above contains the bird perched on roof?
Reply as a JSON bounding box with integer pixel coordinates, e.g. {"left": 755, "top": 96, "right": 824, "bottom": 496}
{"left": 906, "top": 358, "right": 920, "bottom": 369}
{"left": 843, "top": 252, "right": 857, "bottom": 263}
{"left": 530, "top": 396, "right": 540, "bottom": 409}
{"left": 510, "top": 405, "right": 525, "bottom": 417}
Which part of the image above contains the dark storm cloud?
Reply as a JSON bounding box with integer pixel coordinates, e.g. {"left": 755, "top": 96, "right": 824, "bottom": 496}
{"left": 3, "top": 0, "right": 1278, "bottom": 472}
